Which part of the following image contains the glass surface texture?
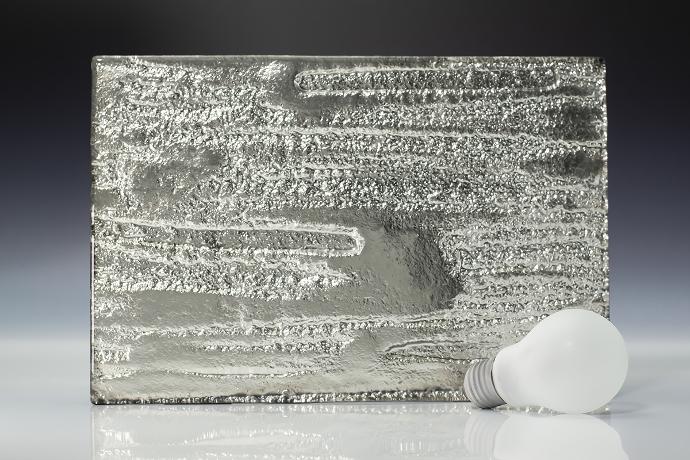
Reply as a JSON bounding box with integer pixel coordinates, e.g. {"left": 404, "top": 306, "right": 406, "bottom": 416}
{"left": 90, "top": 56, "right": 608, "bottom": 403}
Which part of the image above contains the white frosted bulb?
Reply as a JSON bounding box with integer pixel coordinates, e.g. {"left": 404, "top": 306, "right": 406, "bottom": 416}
{"left": 464, "top": 309, "right": 628, "bottom": 414}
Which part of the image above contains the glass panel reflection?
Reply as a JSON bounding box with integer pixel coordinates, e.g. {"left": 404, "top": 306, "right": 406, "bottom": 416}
{"left": 92, "top": 403, "right": 627, "bottom": 459}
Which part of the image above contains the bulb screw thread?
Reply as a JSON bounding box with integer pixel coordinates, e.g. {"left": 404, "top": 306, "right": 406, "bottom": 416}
{"left": 464, "top": 357, "right": 506, "bottom": 409}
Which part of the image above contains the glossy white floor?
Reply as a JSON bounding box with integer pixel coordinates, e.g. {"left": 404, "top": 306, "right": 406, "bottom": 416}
{"left": 1, "top": 339, "right": 688, "bottom": 459}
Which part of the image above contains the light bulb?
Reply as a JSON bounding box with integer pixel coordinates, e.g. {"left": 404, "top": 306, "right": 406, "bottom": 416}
{"left": 464, "top": 309, "right": 628, "bottom": 414}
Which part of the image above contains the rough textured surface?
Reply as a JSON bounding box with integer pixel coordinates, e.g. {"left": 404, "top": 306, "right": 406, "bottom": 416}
{"left": 90, "top": 56, "right": 608, "bottom": 404}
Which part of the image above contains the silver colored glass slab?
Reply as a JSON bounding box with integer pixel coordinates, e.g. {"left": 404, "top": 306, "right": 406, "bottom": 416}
{"left": 90, "top": 56, "right": 608, "bottom": 403}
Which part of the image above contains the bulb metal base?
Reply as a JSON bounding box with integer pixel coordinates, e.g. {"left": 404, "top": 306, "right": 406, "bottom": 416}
{"left": 464, "top": 357, "right": 505, "bottom": 409}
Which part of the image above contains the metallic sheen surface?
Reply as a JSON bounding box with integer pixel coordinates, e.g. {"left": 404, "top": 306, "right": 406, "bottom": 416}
{"left": 90, "top": 56, "right": 608, "bottom": 403}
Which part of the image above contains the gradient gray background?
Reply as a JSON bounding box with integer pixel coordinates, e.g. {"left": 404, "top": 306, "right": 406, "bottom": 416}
{"left": 1, "top": 1, "right": 688, "bottom": 458}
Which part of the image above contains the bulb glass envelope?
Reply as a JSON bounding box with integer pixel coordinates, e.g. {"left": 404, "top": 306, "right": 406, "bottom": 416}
{"left": 90, "top": 56, "right": 608, "bottom": 403}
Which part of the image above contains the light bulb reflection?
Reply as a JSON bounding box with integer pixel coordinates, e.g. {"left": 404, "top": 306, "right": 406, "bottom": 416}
{"left": 464, "top": 409, "right": 629, "bottom": 460}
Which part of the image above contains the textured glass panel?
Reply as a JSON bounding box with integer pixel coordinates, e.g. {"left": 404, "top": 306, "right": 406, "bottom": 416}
{"left": 90, "top": 56, "right": 608, "bottom": 403}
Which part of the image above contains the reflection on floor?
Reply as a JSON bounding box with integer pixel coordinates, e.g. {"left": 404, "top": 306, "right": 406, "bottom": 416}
{"left": 92, "top": 403, "right": 627, "bottom": 460}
